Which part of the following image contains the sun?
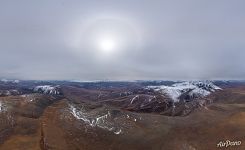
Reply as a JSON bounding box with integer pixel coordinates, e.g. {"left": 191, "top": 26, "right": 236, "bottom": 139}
{"left": 98, "top": 37, "right": 117, "bottom": 53}
{"left": 96, "top": 34, "right": 121, "bottom": 54}
{"left": 70, "top": 17, "right": 142, "bottom": 57}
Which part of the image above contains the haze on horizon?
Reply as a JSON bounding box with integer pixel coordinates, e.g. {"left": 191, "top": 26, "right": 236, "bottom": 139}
{"left": 0, "top": 0, "right": 245, "bottom": 81}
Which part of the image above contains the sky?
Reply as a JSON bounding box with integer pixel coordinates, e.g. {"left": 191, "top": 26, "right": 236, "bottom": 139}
{"left": 0, "top": 0, "right": 245, "bottom": 81}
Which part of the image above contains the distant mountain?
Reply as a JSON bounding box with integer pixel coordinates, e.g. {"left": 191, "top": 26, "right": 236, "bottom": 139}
{"left": 0, "top": 79, "right": 20, "bottom": 84}
{"left": 33, "top": 85, "right": 61, "bottom": 95}
{"left": 147, "top": 81, "right": 221, "bottom": 102}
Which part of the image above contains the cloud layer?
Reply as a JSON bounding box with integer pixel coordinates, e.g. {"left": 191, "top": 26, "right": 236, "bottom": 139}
{"left": 0, "top": 0, "right": 245, "bottom": 80}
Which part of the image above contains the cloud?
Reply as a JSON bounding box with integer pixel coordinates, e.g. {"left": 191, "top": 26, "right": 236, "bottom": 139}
{"left": 0, "top": 0, "right": 245, "bottom": 80}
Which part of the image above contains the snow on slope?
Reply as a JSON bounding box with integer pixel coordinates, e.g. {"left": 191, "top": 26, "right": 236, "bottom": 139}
{"left": 148, "top": 81, "right": 221, "bottom": 102}
{"left": 33, "top": 85, "right": 60, "bottom": 95}
{"left": 0, "top": 102, "right": 3, "bottom": 112}
{"left": 0, "top": 101, "right": 7, "bottom": 112}
{"left": 69, "top": 104, "right": 122, "bottom": 135}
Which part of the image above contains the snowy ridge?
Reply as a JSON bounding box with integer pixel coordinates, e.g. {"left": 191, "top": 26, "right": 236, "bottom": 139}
{"left": 0, "top": 79, "right": 19, "bottom": 83}
{"left": 147, "top": 81, "right": 221, "bottom": 102}
{"left": 33, "top": 85, "right": 60, "bottom": 95}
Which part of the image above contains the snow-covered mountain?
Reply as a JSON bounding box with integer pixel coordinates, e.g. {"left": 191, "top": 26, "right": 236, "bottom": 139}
{"left": 147, "top": 81, "right": 221, "bottom": 102}
{"left": 0, "top": 79, "right": 20, "bottom": 84}
{"left": 33, "top": 85, "right": 61, "bottom": 95}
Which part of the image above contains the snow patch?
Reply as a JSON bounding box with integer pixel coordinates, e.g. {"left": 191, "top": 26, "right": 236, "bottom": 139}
{"left": 0, "top": 101, "right": 7, "bottom": 112}
{"left": 0, "top": 102, "right": 2, "bottom": 112}
{"left": 114, "top": 129, "right": 122, "bottom": 135}
{"left": 130, "top": 95, "right": 139, "bottom": 104}
{"left": 21, "top": 94, "right": 35, "bottom": 102}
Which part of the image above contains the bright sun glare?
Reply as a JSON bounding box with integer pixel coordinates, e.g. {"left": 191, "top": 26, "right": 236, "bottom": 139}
{"left": 71, "top": 17, "right": 141, "bottom": 56}
{"left": 98, "top": 37, "right": 117, "bottom": 53}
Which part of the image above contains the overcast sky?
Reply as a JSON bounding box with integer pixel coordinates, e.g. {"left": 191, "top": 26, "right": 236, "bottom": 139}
{"left": 0, "top": 0, "right": 245, "bottom": 81}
